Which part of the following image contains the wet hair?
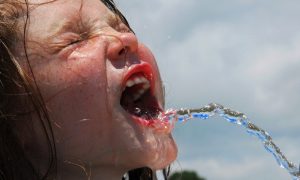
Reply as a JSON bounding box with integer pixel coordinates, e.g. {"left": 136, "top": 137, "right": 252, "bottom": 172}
{"left": 1, "top": 1, "right": 56, "bottom": 179}
{"left": 0, "top": 0, "right": 170, "bottom": 179}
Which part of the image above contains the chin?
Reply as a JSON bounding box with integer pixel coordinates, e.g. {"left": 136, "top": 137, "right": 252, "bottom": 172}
{"left": 129, "top": 132, "right": 178, "bottom": 171}
{"left": 147, "top": 137, "right": 177, "bottom": 170}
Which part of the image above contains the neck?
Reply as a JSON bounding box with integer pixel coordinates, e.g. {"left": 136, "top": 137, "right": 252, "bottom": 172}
{"left": 57, "top": 161, "right": 125, "bottom": 180}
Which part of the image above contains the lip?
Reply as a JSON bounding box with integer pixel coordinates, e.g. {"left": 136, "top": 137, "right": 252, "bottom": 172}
{"left": 121, "top": 62, "right": 172, "bottom": 133}
{"left": 131, "top": 115, "right": 174, "bottom": 134}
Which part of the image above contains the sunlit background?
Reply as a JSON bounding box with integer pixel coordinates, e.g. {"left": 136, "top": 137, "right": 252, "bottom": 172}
{"left": 116, "top": 0, "right": 300, "bottom": 179}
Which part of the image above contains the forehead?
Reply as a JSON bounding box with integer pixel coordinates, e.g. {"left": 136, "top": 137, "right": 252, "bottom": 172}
{"left": 27, "top": 0, "right": 114, "bottom": 38}
{"left": 29, "top": 0, "right": 109, "bottom": 15}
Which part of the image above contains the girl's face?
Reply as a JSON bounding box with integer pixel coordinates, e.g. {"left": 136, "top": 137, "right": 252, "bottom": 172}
{"left": 17, "top": 0, "right": 177, "bottom": 174}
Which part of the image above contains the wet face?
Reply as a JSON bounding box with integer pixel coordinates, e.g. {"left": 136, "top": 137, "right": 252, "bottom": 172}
{"left": 17, "top": 0, "right": 177, "bottom": 174}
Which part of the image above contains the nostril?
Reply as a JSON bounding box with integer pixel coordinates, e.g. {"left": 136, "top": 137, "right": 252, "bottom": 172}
{"left": 118, "top": 47, "right": 128, "bottom": 56}
{"left": 118, "top": 48, "right": 125, "bottom": 55}
{"left": 107, "top": 32, "right": 137, "bottom": 61}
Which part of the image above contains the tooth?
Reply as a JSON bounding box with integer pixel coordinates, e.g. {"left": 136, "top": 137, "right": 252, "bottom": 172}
{"left": 144, "top": 78, "right": 150, "bottom": 84}
{"left": 143, "top": 83, "right": 150, "bottom": 89}
{"left": 134, "top": 77, "right": 142, "bottom": 84}
{"left": 126, "top": 80, "right": 135, "bottom": 87}
{"left": 140, "top": 77, "right": 148, "bottom": 83}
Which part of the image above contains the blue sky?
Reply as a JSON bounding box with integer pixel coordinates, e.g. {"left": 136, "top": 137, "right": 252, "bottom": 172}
{"left": 116, "top": 0, "right": 300, "bottom": 179}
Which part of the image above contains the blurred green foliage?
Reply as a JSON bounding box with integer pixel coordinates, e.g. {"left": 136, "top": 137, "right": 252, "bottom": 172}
{"left": 169, "top": 170, "right": 206, "bottom": 180}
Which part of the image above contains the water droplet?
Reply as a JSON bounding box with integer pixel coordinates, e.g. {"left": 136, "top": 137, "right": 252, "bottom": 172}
{"left": 134, "top": 107, "right": 141, "bottom": 114}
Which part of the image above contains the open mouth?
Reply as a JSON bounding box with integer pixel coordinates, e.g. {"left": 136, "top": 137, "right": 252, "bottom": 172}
{"left": 120, "top": 71, "right": 161, "bottom": 122}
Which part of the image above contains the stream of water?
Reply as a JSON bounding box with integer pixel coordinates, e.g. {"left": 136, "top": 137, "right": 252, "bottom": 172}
{"left": 159, "top": 103, "right": 300, "bottom": 179}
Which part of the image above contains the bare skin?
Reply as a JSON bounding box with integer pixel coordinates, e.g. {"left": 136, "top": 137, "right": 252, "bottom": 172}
{"left": 14, "top": 0, "right": 177, "bottom": 179}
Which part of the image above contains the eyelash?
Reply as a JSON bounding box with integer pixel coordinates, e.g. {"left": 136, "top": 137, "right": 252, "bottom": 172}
{"left": 55, "top": 34, "right": 87, "bottom": 56}
{"left": 66, "top": 31, "right": 92, "bottom": 47}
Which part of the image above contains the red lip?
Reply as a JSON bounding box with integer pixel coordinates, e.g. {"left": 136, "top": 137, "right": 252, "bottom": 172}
{"left": 131, "top": 115, "right": 174, "bottom": 134}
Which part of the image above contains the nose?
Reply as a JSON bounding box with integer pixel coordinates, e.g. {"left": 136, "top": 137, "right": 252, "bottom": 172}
{"left": 106, "top": 32, "right": 138, "bottom": 61}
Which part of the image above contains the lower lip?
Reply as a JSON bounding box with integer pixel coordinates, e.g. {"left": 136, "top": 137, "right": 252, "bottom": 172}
{"left": 131, "top": 115, "right": 174, "bottom": 133}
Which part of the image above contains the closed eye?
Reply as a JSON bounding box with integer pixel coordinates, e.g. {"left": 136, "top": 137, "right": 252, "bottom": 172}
{"left": 47, "top": 32, "right": 89, "bottom": 56}
{"left": 66, "top": 31, "right": 90, "bottom": 46}
{"left": 67, "top": 38, "right": 83, "bottom": 46}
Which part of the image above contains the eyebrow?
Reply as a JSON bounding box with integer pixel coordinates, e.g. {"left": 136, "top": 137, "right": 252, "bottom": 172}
{"left": 47, "top": 16, "right": 85, "bottom": 39}
{"left": 44, "top": 13, "right": 122, "bottom": 55}
{"left": 47, "top": 12, "right": 120, "bottom": 41}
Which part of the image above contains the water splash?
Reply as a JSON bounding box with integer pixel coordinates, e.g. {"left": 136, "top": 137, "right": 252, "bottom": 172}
{"left": 159, "top": 103, "right": 300, "bottom": 180}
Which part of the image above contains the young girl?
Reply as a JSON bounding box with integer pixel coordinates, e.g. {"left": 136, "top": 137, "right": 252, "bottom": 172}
{"left": 0, "top": 0, "right": 177, "bottom": 179}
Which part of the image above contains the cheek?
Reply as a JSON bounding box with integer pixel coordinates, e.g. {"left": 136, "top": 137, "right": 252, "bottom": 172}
{"left": 34, "top": 39, "right": 108, "bottom": 100}
{"left": 30, "top": 42, "right": 115, "bottom": 155}
{"left": 37, "top": 45, "right": 108, "bottom": 115}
